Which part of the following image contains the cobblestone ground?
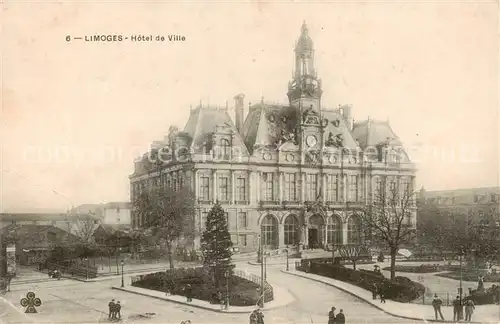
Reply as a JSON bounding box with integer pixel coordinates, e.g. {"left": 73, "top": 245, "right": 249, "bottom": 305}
{"left": 1, "top": 262, "right": 426, "bottom": 324}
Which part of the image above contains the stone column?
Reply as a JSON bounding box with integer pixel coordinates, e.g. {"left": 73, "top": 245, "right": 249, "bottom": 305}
{"left": 279, "top": 222, "right": 285, "bottom": 248}
{"left": 212, "top": 170, "right": 217, "bottom": 203}
{"left": 322, "top": 174, "right": 327, "bottom": 202}
{"left": 301, "top": 172, "right": 306, "bottom": 202}
{"left": 231, "top": 171, "right": 236, "bottom": 204}
{"left": 342, "top": 217, "right": 349, "bottom": 245}
{"left": 247, "top": 170, "right": 252, "bottom": 203}
{"left": 256, "top": 172, "right": 261, "bottom": 202}
{"left": 279, "top": 172, "right": 284, "bottom": 203}
{"left": 193, "top": 170, "right": 198, "bottom": 200}
{"left": 324, "top": 223, "right": 328, "bottom": 247}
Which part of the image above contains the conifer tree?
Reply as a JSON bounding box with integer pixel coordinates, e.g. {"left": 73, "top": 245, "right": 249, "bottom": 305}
{"left": 201, "top": 202, "right": 233, "bottom": 289}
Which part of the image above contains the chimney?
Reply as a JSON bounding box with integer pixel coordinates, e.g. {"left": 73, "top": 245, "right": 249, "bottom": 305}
{"left": 341, "top": 104, "right": 353, "bottom": 131}
{"left": 234, "top": 93, "right": 245, "bottom": 133}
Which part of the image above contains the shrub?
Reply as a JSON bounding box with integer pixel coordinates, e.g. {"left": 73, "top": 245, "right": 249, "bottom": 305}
{"left": 132, "top": 267, "right": 273, "bottom": 306}
{"left": 383, "top": 264, "right": 461, "bottom": 273}
{"left": 468, "top": 285, "right": 500, "bottom": 305}
{"left": 300, "top": 259, "right": 425, "bottom": 303}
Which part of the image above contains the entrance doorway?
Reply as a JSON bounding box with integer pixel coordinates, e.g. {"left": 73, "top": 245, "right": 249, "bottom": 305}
{"left": 308, "top": 228, "right": 319, "bottom": 249}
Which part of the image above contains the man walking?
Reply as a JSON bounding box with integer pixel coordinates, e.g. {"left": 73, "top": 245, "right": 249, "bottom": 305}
{"left": 328, "top": 306, "right": 336, "bottom": 324}
{"left": 335, "top": 309, "right": 346, "bottom": 324}
{"left": 432, "top": 294, "right": 445, "bottom": 320}
{"left": 372, "top": 283, "right": 378, "bottom": 300}
{"left": 115, "top": 301, "right": 122, "bottom": 320}
{"left": 464, "top": 299, "right": 475, "bottom": 322}
{"left": 185, "top": 284, "right": 192, "bottom": 302}
{"left": 108, "top": 299, "right": 116, "bottom": 320}
{"left": 453, "top": 296, "right": 462, "bottom": 322}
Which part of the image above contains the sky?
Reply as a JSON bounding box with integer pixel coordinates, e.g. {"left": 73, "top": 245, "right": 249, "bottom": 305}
{"left": 1, "top": 1, "right": 499, "bottom": 213}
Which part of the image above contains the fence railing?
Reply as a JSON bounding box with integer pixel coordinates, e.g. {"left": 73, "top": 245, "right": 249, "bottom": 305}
{"left": 47, "top": 262, "right": 98, "bottom": 279}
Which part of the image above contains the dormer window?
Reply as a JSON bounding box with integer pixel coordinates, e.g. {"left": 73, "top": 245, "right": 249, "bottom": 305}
{"left": 219, "top": 138, "right": 231, "bottom": 160}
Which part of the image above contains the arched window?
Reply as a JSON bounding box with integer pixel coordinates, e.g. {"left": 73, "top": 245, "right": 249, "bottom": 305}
{"left": 327, "top": 215, "right": 342, "bottom": 245}
{"left": 284, "top": 215, "right": 299, "bottom": 246}
{"left": 347, "top": 215, "right": 361, "bottom": 244}
{"left": 261, "top": 215, "right": 278, "bottom": 248}
{"left": 220, "top": 139, "right": 231, "bottom": 160}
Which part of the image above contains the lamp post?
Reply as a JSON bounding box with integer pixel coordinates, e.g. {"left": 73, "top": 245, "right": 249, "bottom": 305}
{"left": 84, "top": 257, "right": 89, "bottom": 280}
{"left": 225, "top": 270, "right": 230, "bottom": 310}
{"left": 459, "top": 247, "right": 464, "bottom": 302}
{"left": 259, "top": 234, "right": 264, "bottom": 308}
{"left": 285, "top": 248, "right": 289, "bottom": 271}
{"left": 120, "top": 259, "right": 125, "bottom": 288}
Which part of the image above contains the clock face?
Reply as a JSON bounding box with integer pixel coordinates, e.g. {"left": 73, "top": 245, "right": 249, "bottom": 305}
{"left": 306, "top": 135, "right": 317, "bottom": 147}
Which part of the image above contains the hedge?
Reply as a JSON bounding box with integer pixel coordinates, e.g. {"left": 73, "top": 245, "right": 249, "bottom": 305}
{"left": 299, "top": 259, "right": 425, "bottom": 303}
{"left": 382, "top": 264, "right": 461, "bottom": 273}
{"left": 132, "top": 266, "right": 273, "bottom": 306}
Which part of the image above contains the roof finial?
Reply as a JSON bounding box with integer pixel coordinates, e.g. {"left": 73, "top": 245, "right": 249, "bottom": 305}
{"left": 226, "top": 100, "right": 228, "bottom": 110}
{"left": 199, "top": 99, "right": 202, "bottom": 108}
{"left": 261, "top": 95, "right": 264, "bottom": 104}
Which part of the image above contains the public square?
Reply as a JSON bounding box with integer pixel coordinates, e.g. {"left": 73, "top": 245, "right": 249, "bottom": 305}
{"left": 1, "top": 260, "right": 428, "bottom": 324}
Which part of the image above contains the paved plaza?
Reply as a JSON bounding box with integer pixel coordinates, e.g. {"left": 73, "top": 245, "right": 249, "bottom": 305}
{"left": 1, "top": 260, "right": 427, "bottom": 324}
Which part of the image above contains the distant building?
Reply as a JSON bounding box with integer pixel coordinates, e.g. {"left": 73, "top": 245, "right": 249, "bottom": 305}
{"left": 129, "top": 22, "right": 417, "bottom": 252}
{"left": 0, "top": 224, "right": 81, "bottom": 266}
{"left": 417, "top": 187, "right": 500, "bottom": 229}
{"left": 102, "top": 202, "right": 132, "bottom": 226}
{"left": 0, "top": 213, "right": 100, "bottom": 235}
{"left": 70, "top": 202, "right": 132, "bottom": 228}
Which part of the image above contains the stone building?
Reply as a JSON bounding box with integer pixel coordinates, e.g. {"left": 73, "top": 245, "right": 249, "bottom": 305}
{"left": 129, "top": 22, "right": 417, "bottom": 252}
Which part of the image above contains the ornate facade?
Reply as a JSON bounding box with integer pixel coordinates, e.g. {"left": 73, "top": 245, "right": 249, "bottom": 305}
{"left": 129, "top": 22, "right": 417, "bottom": 252}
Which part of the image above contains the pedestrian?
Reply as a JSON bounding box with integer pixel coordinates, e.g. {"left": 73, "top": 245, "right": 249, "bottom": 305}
{"left": 115, "top": 301, "right": 122, "bottom": 320}
{"left": 372, "top": 283, "right": 378, "bottom": 300}
{"left": 335, "top": 309, "right": 346, "bottom": 324}
{"left": 249, "top": 309, "right": 258, "bottom": 324}
{"left": 108, "top": 299, "right": 116, "bottom": 320}
{"left": 185, "top": 284, "right": 192, "bottom": 302}
{"left": 256, "top": 308, "right": 264, "bottom": 324}
{"left": 464, "top": 299, "right": 475, "bottom": 322}
{"left": 453, "top": 296, "right": 462, "bottom": 322}
{"left": 328, "top": 306, "right": 336, "bottom": 324}
{"left": 379, "top": 290, "right": 386, "bottom": 304}
{"left": 432, "top": 294, "right": 445, "bottom": 321}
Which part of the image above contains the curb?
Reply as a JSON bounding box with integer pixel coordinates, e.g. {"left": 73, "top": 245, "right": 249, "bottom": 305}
{"left": 281, "top": 270, "right": 488, "bottom": 324}
{"left": 111, "top": 286, "right": 254, "bottom": 314}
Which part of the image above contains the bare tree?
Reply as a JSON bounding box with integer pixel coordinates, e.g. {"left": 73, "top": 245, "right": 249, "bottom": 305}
{"left": 133, "top": 185, "right": 196, "bottom": 269}
{"left": 353, "top": 180, "right": 416, "bottom": 280}
{"left": 73, "top": 213, "right": 98, "bottom": 244}
{"left": 338, "top": 244, "right": 368, "bottom": 270}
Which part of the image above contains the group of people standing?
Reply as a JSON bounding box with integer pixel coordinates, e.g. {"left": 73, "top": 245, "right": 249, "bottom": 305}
{"left": 328, "top": 307, "right": 346, "bottom": 324}
{"left": 371, "top": 283, "right": 386, "bottom": 303}
{"left": 432, "top": 294, "right": 476, "bottom": 322}
{"left": 108, "top": 299, "right": 122, "bottom": 321}
{"left": 249, "top": 308, "right": 264, "bottom": 324}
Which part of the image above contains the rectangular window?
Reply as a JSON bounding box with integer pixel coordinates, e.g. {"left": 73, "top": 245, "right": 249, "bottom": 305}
{"left": 200, "top": 176, "right": 210, "bottom": 201}
{"left": 349, "top": 175, "right": 358, "bottom": 202}
{"left": 179, "top": 175, "right": 184, "bottom": 189}
{"left": 284, "top": 173, "right": 297, "bottom": 201}
{"left": 218, "top": 176, "right": 230, "bottom": 201}
{"left": 306, "top": 174, "right": 318, "bottom": 201}
{"left": 238, "top": 212, "right": 248, "bottom": 228}
{"left": 263, "top": 173, "right": 274, "bottom": 201}
{"left": 201, "top": 211, "right": 208, "bottom": 230}
{"left": 236, "top": 177, "right": 246, "bottom": 202}
{"left": 492, "top": 194, "right": 497, "bottom": 202}
{"left": 173, "top": 177, "right": 178, "bottom": 192}
{"left": 326, "top": 175, "right": 338, "bottom": 202}
{"left": 224, "top": 212, "right": 229, "bottom": 224}
{"left": 239, "top": 235, "right": 247, "bottom": 246}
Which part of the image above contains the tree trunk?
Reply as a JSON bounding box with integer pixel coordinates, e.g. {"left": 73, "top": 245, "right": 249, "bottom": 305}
{"left": 390, "top": 246, "right": 397, "bottom": 280}
{"left": 166, "top": 241, "right": 174, "bottom": 269}
{"left": 352, "top": 260, "right": 357, "bottom": 270}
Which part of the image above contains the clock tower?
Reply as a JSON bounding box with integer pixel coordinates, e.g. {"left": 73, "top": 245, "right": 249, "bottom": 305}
{"left": 287, "top": 21, "right": 323, "bottom": 113}
{"left": 287, "top": 21, "right": 325, "bottom": 164}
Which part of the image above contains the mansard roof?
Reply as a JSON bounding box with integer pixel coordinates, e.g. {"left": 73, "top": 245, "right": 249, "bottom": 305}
{"left": 352, "top": 119, "right": 401, "bottom": 149}
{"left": 352, "top": 118, "right": 411, "bottom": 162}
{"left": 183, "top": 106, "right": 249, "bottom": 155}
{"left": 242, "top": 104, "right": 361, "bottom": 154}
